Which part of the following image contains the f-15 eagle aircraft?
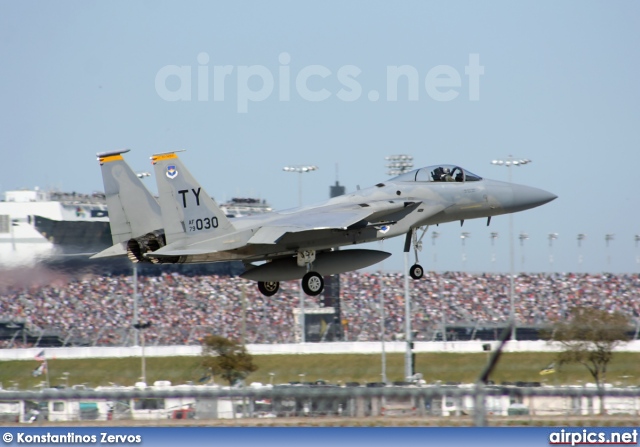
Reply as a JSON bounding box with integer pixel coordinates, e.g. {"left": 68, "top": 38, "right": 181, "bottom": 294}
{"left": 93, "top": 150, "right": 556, "bottom": 297}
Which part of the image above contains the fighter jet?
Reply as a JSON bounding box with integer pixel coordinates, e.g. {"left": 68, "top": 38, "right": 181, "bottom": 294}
{"left": 94, "top": 150, "right": 556, "bottom": 296}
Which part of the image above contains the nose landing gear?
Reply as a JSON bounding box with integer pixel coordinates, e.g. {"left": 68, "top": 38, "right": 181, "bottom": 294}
{"left": 405, "top": 227, "right": 428, "bottom": 280}
{"left": 409, "top": 264, "right": 424, "bottom": 280}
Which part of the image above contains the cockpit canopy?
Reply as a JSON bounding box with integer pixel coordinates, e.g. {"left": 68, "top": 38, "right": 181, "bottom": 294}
{"left": 390, "top": 165, "right": 482, "bottom": 183}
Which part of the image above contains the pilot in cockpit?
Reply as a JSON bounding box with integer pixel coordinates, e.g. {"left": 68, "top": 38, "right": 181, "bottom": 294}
{"left": 441, "top": 168, "right": 454, "bottom": 182}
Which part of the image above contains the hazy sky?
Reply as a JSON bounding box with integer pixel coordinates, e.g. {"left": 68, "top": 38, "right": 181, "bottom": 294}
{"left": 2, "top": 1, "right": 639, "bottom": 274}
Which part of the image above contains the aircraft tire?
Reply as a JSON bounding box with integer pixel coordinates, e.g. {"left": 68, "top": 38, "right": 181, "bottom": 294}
{"left": 302, "top": 272, "right": 324, "bottom": 296}
{"left": 409, "top": 264, "right": 424, "bottom": 280}
{"left": 258, "top": 281, "right": 280, "bottom": 297}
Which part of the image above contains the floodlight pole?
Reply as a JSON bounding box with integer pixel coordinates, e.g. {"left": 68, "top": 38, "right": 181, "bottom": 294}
{"left": 404, "top": 251, "right": 412, "bottom": 380}
{"left": 10, "top": 218, "right": 17, "bottom": 251}
{"left": 131, "top": 172, "right": 153, "bottom": 348}
{"left": 132, "top": 264, "right": 139, "bottom": 346}
{"left": 507, "top": 163, "right": 516, "bottom": 341}
{"left": 490, "top": 232, "right": 499, "bottom": 271}
{"left": 577, "top": 233, "right": 586, "bottom": 270}
{"left": 386, "top": 154, "right": 415, "bottom": 380}
{"left": 241, "top": 284, "right": 247, "bottom": 345}
{"left": 605, "top": 234, "right": 614, "bottom": 271}
{"left": 491, "top": 155, "right": 531, "bottom": 342}
{"left": 379, "top": 265, "right": 387, "bottom": 384}
{"left": 519, "top": 232, "right": 529, "bottom": 269}
{"left": 548, "top": 233, "right": 558, "bottom": 272}
{"left": 141, "top": 329, "right": 146, "bottom": 383}
{"left": 133, "top": 322, "right": 151, "bottom": 384}
{"left": 461, "top": 232, "right": 471, "bottom": 270}
{"left": 283, "top": 165, "right": 319, "bottom": 343}
{"left": 433, "top": 231, "right": 445, "bottom": 342}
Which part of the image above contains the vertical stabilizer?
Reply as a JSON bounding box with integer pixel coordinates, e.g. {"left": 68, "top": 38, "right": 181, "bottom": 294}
{"left": 97, "top": 149, "right": 163, "bottom": 244}
{"left": 151, "top": 151, "right": 235, "bottom": 244}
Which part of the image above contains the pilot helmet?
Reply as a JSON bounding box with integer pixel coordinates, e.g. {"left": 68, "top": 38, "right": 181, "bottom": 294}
{"left": 443, "top": 167, "right": 450, "bottom": 174}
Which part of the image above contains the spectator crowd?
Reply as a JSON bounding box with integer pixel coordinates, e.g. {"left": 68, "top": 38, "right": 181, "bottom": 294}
{"left": 1, "top": 269, "right": 639, "bottom": 347}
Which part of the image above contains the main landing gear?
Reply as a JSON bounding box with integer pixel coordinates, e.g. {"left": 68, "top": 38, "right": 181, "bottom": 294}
{"left": 405, "top": 227, "right": 428, "bottom": 280}
{"left": 257, "top": 281, "right": 279, "bottom": 297}
{"left": 257, "top": 274, "right": 324, "bottom": 297}
{"left": 256, "top": 250, "right": 325, "bottom": 297}
{"left": 302, "top": 271, "right": 324, "bottom": 296}
{"left": 297, "top": 249, "right": 324, "bottom": 296}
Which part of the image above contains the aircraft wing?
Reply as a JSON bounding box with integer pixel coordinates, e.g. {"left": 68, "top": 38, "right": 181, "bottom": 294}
{"left": 247, "top": 199, "right": 432, "bottom": 244}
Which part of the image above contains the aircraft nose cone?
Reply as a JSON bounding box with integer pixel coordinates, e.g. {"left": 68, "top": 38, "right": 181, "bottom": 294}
{"left": 509, "top": 184, "right": 557, "bottom": 212}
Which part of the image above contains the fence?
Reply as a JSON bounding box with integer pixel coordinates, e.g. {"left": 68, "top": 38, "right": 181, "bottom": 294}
{"left": 2, "top": 383, "right": 640, "bottom": 426}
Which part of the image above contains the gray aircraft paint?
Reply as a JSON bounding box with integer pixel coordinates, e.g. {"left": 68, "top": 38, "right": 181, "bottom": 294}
{"left": 94, "top": 152, "right": 556, "bottom": 292}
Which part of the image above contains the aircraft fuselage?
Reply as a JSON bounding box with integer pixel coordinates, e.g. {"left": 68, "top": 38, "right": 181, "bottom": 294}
{"left": 169, "top": 176, "right": 555, "bottom": 264}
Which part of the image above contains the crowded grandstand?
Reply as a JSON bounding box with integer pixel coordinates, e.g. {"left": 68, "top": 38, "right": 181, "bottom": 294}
{"left": 1, "top": 269, "right": 638, "bottom": 348}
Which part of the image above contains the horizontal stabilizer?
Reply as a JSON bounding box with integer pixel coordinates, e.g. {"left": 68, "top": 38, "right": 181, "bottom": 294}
{"left": 240, "top": 249, "right": 391, "bottom": 281}
{"left": 89, "top": 243, "right": 127, "bottom": 259}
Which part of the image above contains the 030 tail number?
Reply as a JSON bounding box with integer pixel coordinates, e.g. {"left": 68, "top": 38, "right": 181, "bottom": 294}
{"left": 188, "top": 217, "right": 218, "bottom": 232}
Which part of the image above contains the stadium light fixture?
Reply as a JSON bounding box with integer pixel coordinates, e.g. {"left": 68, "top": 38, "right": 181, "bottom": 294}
{"left": 491, "top": 155, "right": 532, "bottom": 341}
{"left": 577, "top": 233, "right": 587, "bottom": 247}
{"left": 491, "top": 158, "right": 531, "bottom": 168}
{"left": 386, "top": 154, "right": 414, "bottom": 176}
{"left": 605, "top": 233, "right": 615, "bottom": 247}
{"left": 283, "top": 165, "right": 318, "bottom": 208}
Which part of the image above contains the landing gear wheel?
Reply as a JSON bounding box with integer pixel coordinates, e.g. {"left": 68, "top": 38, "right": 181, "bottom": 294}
{"left": 258, "top": 281, "right": 280, "bottom": 297}
{"left": 409, "top": 264, "right": 424, "bottom": 280}
{"left": 302, "top": 272, "right": 324, "bottom": 296}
